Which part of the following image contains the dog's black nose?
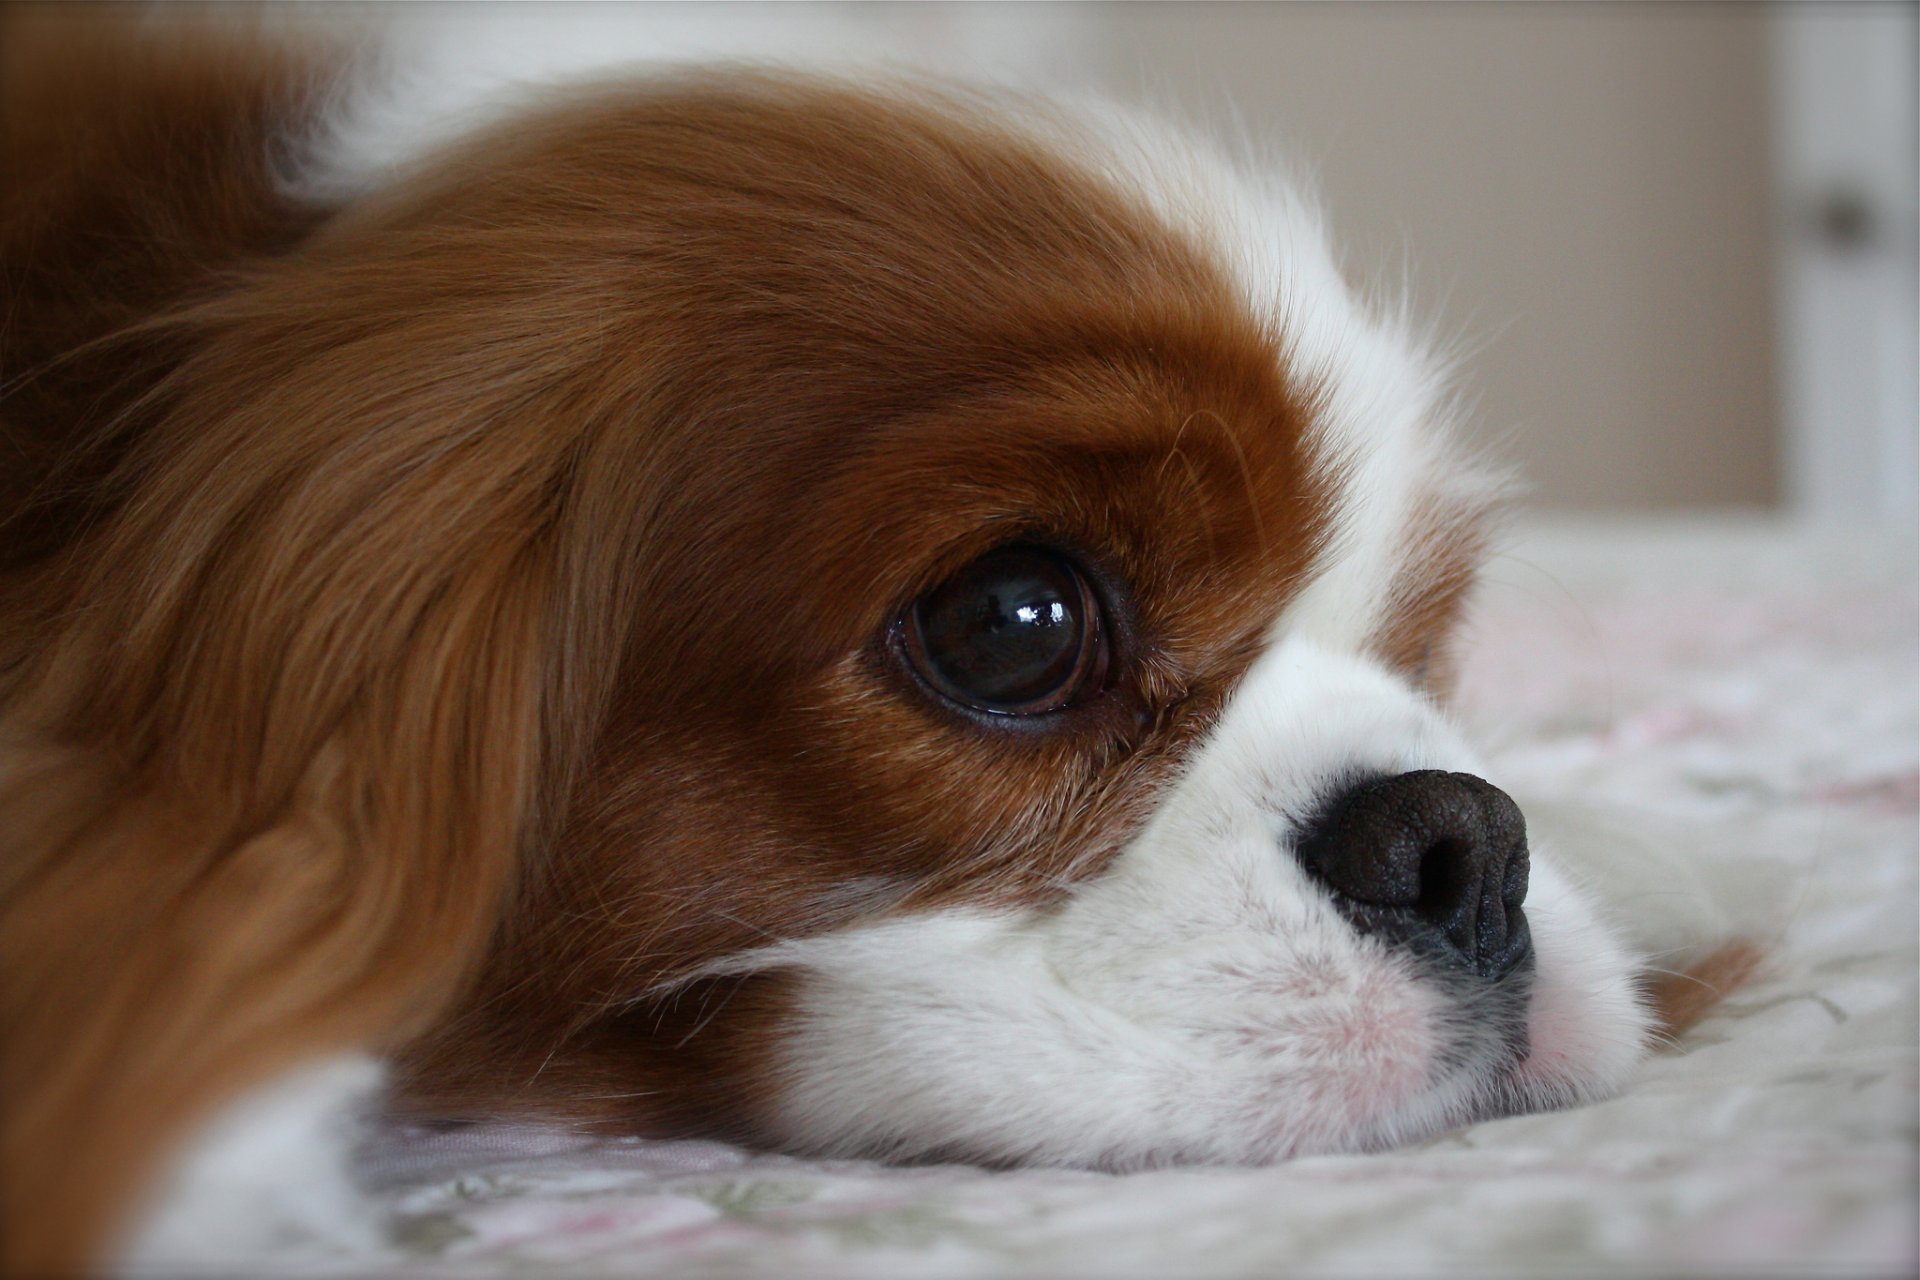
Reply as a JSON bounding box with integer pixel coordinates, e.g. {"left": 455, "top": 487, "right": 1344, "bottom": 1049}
{"left": 1294, "top": 770, "right": 1532, "bottom": 980}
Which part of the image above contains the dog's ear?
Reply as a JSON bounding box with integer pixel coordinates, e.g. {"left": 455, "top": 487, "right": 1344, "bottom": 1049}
{"left": 0, "top": 488, "right": 550, "bottom": 1275}
{"left": 0, "top": 14, "right": 558, "bottom": 1271}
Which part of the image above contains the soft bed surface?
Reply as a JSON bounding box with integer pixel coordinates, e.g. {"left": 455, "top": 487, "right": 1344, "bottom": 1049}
{"left": 349, "top": 517, "right": 1917, "bottom": 1277}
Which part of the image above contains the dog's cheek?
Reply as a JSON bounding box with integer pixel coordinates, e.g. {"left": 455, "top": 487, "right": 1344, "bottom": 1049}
{"left": 1504, "top": 855, "right": 1654, "bottom": 1099}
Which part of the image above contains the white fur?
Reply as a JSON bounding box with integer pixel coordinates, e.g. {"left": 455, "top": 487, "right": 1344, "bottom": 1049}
{"left": 121, "top": 1056, "right": 387, "bottom": 1276}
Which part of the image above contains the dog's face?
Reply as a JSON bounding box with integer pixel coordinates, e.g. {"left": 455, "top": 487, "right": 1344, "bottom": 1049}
{"left": 4, "top": 24, "right": 1751, "bottom": 1263}
{"left": 344, "top": 75, "right": 1654, "bottom": 1165}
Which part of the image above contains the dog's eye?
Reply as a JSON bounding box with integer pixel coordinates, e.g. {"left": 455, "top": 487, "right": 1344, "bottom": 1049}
{"left": 900, "top": 546, "right": 1107, "bottom": 716}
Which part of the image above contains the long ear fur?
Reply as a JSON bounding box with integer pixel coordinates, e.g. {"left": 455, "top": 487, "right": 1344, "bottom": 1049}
{"left": 0, "top": 541, "right": 544, "bottom": 1273}
{"left": 0, "top": 11, "right": 547, "bottom": 1272}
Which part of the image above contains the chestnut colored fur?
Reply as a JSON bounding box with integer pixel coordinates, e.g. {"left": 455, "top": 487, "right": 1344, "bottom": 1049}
{"left": 0, "top": 13, "right": 552, "bottom": 1269}
{"left": 1642, "top": 941, "right": 1764, "bottom": 1042}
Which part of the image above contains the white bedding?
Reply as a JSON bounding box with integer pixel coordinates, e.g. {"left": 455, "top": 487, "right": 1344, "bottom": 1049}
{"left": 309, "top": 517, "right": 1917, "bottom": 1277}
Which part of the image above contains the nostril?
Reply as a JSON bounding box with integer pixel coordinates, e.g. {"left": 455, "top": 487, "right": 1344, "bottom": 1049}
{"left": 1417, "top": 837, "right": 1475, "bottom": 915}
{"left": 1293, "top": 769, "right": 1533, "bottom": 980}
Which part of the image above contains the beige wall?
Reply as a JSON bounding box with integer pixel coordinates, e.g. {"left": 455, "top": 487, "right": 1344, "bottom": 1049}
{"left": 1088, "top": 3, "right": 1781, "bottom": 511}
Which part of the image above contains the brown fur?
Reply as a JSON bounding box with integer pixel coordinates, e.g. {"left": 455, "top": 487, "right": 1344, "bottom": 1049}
{"left": 1370, "top": 488, "right": 1499, "bottom": 701}
{"left": 1643, "top": 940, "right": 1765, "bottom": 1041}
{"left": 0, "top": 4, "right": 340, "bottom": 578}
{"left": 0, "top": 14, "right": 1345, "bottom": 1273}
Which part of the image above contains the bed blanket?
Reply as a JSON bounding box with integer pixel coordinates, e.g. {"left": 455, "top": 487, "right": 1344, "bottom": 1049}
{"left": 330, "top": 517, "right": 1916, "bottom": 1277}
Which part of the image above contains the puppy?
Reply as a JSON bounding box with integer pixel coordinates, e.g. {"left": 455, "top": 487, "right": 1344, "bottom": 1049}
{"left": 0, "top": 9, "right": 1742, "bottom": 1273}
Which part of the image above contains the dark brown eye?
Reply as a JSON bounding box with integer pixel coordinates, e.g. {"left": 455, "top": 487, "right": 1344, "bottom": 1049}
{"left": 900, "top": 546, "right": 1107, "bottom": 716}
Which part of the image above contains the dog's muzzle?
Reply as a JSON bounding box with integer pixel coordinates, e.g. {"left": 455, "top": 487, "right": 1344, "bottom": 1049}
{"left": 1294, "top": 770, "right": 1533, "bottom": 981}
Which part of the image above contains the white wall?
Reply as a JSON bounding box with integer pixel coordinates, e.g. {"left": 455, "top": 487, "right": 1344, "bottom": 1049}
{"left": 1770, "top": 4, "right": 1919, "bottom": 528}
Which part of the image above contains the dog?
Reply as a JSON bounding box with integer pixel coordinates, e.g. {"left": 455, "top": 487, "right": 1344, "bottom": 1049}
{"left": 0, "top": 8, "right": 1748, "bottom": 1273}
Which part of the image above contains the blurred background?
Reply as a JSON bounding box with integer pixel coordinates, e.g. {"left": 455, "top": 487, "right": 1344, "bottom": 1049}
{"left": 618, "top": 0, "right": 1918, "bottom": 525}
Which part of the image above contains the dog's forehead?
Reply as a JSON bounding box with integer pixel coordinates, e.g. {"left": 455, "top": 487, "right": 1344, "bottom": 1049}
{"left": 488, "top": 79, "right": 1338, "bottom": 655}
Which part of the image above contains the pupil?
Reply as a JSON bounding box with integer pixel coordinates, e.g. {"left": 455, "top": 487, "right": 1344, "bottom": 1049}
{"left": 913, "top": 549, "right": 1091, "bottom": 712}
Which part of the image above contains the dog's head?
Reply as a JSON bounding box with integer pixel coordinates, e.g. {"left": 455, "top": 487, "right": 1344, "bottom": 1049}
{"left": 3, "top": 50, "right": 1654, "bottom": 1262}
